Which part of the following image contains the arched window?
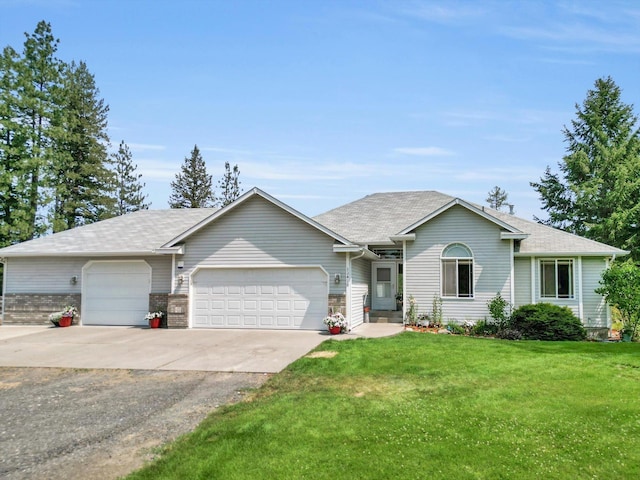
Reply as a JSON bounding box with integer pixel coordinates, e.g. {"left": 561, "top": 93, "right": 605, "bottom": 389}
{"left": 441, "top": 243, "right": 474, "bottom": 298}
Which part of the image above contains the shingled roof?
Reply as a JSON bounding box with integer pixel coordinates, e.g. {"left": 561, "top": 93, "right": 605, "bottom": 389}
{"left": 0, "top": 208, "right": 216, "bottom": 256}
{"left": 313, "top": 191, "right": 627, "bottom": 256}
{"left": 0, "top": 190, "right": 628, "bottom": 258}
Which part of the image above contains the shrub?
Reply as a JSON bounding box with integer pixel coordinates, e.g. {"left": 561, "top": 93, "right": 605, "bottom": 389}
{"left": 446, "top": 322, "right": 465, "bottom": 335}
{"left": 509, "top": 303, "right": 586, "bottom": 341}
{"left": 487, "top": 292, "right": 511, "bottom": 330}
{"left": 471, "top": 319, "right": 500, "bottom": 336}
{"left": 495, "top": 328, "right": 523, "bottom": 340}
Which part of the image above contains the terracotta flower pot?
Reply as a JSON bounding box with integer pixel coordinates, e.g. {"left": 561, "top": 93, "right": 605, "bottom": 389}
{"left": 149, "top": 317, "right": 161, "bottom": 329}
{"left": 59, "top": 315, "right": 73, "bottom": 327}
{"left": 329, "top": 326, "right": 341, "bottom": 335}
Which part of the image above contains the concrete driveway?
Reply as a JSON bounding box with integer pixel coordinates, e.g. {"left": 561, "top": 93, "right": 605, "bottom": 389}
{"left": 0, "top": 323, "right": 402, "bottom": 373}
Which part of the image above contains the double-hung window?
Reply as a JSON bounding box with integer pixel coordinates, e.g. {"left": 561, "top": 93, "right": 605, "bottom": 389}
{"left": 540, "top": 259, "right": 574, "bottom": 299}
{"left": 441, "top": 243, "right": 473, "bottom": 298}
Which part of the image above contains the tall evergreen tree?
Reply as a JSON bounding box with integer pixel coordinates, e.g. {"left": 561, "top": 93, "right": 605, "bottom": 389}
{"left": 169, "top": 145, "right": 214, "bottom": 208}
{"left": 49, "top": 60, "right": 112, "bottom": 231}
{"left": 0, "top": 45, "right": 28, "bottom": 247}
{"left": 14, "top": 20, "right": 62, "bottom": 239}
{"left": 216, "top": 161, "right": 242, "bottom": 207}
{"left": 531, "top": 77, "right": 640, "bottom": 259}
{"left": 486, "top": 186, "right": 509, "bottom": 211}
{"left": 109, "top": 140, "right": 149, "bottom": 215}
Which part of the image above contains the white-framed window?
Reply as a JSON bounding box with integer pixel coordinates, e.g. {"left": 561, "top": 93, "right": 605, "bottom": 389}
{"left": 540, "top": 259, "right": 574, "bottom": 299}
{"left": 441, "top": 243, "right": 473, "bottom": 298}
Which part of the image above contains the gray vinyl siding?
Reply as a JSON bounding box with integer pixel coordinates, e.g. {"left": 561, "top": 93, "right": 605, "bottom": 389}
{"left": 406, "top": 205, "right": 512, "bottom": 322}
{"left": 582, "top": 257, "right": 609, "bottom": 327}
{"left": 513, "top": 257, "right": 532, "bottom": 307}
{"left": 177, "top": 195, "right": 346, "bottom": 296}
{"left": 4, "top": 256, "right": 172, "bottom": 294}
{"left": 350, "top": 256, "right": 370, "bottom": 328}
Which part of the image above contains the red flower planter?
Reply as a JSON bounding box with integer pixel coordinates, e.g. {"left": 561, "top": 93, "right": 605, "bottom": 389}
{"left": 58, "top": 315, "right": 73, "bottom": 327}
{"left": 149, "top": 317, "right": 161, "bottom": 329}
{"left": 329, "top": 326, "right": 341, "bottom": 335}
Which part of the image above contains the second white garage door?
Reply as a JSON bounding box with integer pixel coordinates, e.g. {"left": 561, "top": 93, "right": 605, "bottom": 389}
{"left": 192, "top": 267, "right": 328, "bottom": 330}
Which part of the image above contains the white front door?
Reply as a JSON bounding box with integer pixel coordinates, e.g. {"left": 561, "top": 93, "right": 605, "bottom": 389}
{"left": 372, "top": 262, "right": 396, "bottom": 310}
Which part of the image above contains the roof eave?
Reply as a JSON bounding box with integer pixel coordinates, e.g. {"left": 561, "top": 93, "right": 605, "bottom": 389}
{"left": 154, "top": 246, "right": 184, "bottom": 255}
{"left": 501, "top": 232, "right": 530, "bottom": 240}
{"left": 389, "top": 234, "right": 416, "bottom": 242}
{"left": 398, "top": 198, "right": 523, "bottom": 235}
{"left": 0, "top": 250, "right": 158, "bottom": 258}
{"left": 514, "top": 251, "right": 629, "bottom": 257}
{"left": 332, "top": 245, "right": 379, "bottom": 260}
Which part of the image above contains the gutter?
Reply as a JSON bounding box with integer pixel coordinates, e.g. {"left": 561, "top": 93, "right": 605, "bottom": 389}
{"left": 0, "top": 257, "right": 5, "bottom": 325}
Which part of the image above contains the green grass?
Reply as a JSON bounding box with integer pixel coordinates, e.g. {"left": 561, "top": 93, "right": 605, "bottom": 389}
{"left": 127, "top": 334, "right": 640, "bottom": 479}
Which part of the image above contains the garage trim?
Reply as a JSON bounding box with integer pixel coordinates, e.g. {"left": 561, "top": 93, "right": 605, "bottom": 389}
{"left": 188, "top": 265, "right": 330, "bottom": 329}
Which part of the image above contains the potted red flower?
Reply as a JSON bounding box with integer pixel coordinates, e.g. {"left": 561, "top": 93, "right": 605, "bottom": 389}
{"left": 145, "top": 311, "right": 164, "bottom": 329}
{"left": 49, "top": 305, "right": 78, "bottom": 327}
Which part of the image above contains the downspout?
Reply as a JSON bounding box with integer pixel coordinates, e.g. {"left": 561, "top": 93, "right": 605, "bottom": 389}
{"left": 530, "top": 257, "right": 536, "bottom": 304}
{"left": 171, "top": 254, "right": 176, "bottom": 294}
{"left": 348, "top": 249, "right": 367, "bottom": 330}
{"left": 1, "top": 257, "right": 6, "bottom": 325}
{"left": 402, "top": 240, "right": 407, "bottom": 324}
{"left": 577, "top": 256, "right": 583, "bottom": 322}
{"left": 510, "top": 240, "right": 515, "bottom": 307}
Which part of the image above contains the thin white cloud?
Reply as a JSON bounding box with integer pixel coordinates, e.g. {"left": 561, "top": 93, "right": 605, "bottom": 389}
{"left": 394, "top": 147, "right": 455, "bottom": 156}
{"left": 241, "top": 160, "right": 377, "bottom": 182}
{"left": 400, "top": 3, "right": 487, "bottom": 24}
{"left": 200, "top": 146, "right": 259, "bottom": 155}
{"left": 128, "top": 143, "right": 167, "bottom": 152}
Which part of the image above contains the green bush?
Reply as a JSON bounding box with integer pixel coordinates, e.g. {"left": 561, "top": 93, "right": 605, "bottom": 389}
{"left": 495, "top": 328, "right": 523, "bottom": 340}
{"left": 471, "top": 319, "right": 500, "bottom": 336}
{"left": 509, "top": 303, "right": 586, "bottom": 341}
{"left": 446, "top": 322, "right": 465, "bottom": 335}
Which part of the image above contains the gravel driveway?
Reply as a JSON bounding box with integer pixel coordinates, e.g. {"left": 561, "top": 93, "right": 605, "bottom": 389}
{"left": 0, "top": 367, "right": 269, "bottom": 480}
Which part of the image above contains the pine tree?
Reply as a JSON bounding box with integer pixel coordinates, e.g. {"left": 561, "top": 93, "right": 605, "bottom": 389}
{"left": 216, "top": 161, "right": 242, "bottom": 207}
{"left": 531, "top": 77, "right": 640, "bottom": 259}
{"left": 0, "top": 45, "right": 27, "bottom": 247}
{"left": 109, "top": 140, "right": 149, "bottom": 215}
{"left": 169, "top": 145, "right": 214, "bottom": 208}
{"left": 50, "top": 60, "right": 112, "bottom": 231}
{"left": 14, "top": 20, "right": 62, "bottom": 239}
{"left": 486, "top": 186, "right": 509, "bottom": 211}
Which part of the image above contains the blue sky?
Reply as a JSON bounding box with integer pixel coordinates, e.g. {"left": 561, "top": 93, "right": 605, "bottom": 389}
{"left": 2, "top": 0, "right": 639, "bottom": 220}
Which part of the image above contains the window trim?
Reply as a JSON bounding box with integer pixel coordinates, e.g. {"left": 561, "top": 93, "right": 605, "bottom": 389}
{"left": 539, "top": 258, "right": 574, "bottom": 299}
{"left": 441, "top": 243, "right": 474, "bottom": 298}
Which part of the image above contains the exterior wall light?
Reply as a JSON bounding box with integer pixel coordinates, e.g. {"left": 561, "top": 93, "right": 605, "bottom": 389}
{"left": 334, "top": 273, "right": 341, "bottom": 284}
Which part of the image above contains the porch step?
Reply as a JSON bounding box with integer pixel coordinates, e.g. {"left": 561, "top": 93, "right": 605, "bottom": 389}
{"left": 368, "top": 310, "right": 403, "bottom": 324}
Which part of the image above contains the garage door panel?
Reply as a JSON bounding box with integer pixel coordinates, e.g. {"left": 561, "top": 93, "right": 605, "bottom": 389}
{"left": 192, "top": 268, "right": 327, "bottom": 330}
{"left": 83, "top": 261, "right": 150, "bottom": 326}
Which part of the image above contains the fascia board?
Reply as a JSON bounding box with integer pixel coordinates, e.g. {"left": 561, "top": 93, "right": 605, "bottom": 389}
{"left": 398, "top": 198, "right": 523, "bottom": 235}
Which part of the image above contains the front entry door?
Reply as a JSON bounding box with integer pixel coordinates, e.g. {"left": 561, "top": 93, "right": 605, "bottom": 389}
{"left": 372, "top": 262, "right": 397, "bottom": 310}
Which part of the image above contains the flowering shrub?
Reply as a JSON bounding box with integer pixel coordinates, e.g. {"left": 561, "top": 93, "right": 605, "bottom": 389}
{"left": 145, "top": 311, "right": 165, "bottom": 320}
{"left": 49, "top": 305, "right": 78, "bottom": 323}
{"left": 323, "top": 312, "right": 348, "bottom": 332}
{"left": 462, "top": 319, "right": 476, "bottom": 334}
{"left": 62, "top": 305, "right": 78, "bottom": 317}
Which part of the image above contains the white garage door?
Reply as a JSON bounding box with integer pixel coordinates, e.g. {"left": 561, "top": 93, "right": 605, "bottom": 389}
{"left": 82, "top": 261, "right": 151, "bottom": 326}
{"left": 192, "top": 268, "right": 328, "bottom": 330}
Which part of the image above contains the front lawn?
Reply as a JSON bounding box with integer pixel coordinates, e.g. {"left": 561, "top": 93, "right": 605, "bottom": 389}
{"left": 128, "top": 334, "right": 640, "bottom": 479}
